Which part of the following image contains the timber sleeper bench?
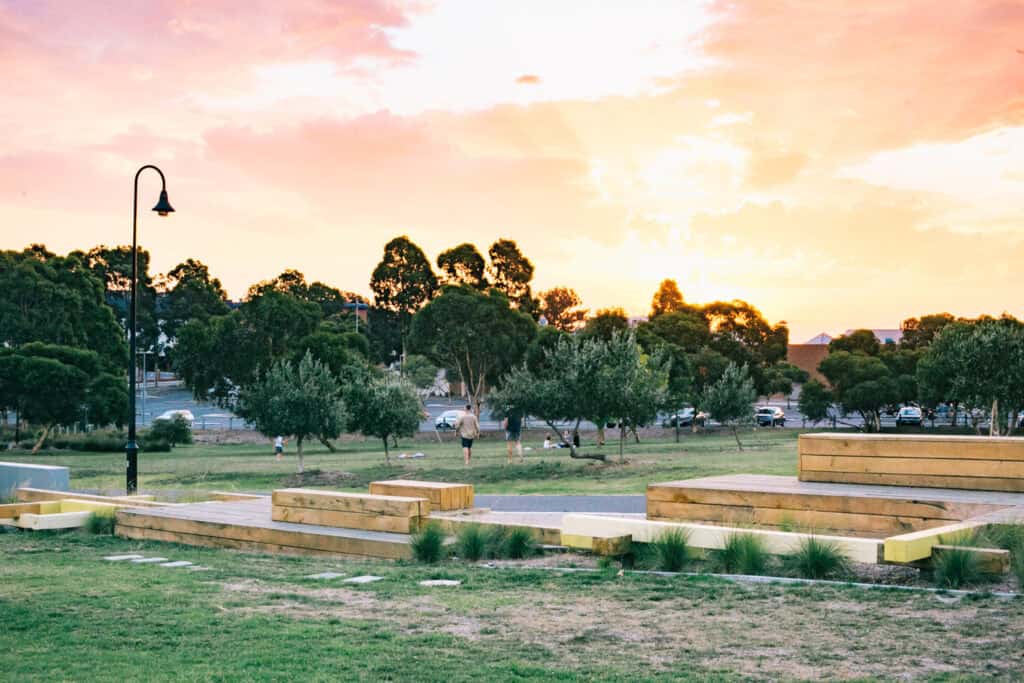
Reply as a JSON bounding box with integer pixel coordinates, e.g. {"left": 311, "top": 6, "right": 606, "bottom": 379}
{"left": 798, "top": 433, "right": 1024, "bottom": 492}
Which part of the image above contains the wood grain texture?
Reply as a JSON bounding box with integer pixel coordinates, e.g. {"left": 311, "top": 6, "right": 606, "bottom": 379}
{"left": 116, "top": 498, "right": 413, "bottom": 560}
{"left": 369, "top": 480, "right": 473, "bottom": 511}
{"left": 271, "top": 504, "right": 422, "bottom": 534}
{"left": 799, "top": 470, "right": 1024, "bottom": 493}
{"left": 797, "top": 434, "right": 1024, "bottom": 492}
{"left": 272, "top": 488, "right": 430, "bottom": 517}
{"left": 15, "top": 487, "right": 178, "bottom": 507}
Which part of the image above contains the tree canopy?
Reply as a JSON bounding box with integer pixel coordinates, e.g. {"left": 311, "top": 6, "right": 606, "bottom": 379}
{"left": 236, "top": 352, "right": 347, "bottom": 473}
{"left": 408, "top": 286, "right": 535, "bottom": 413}
{"left": 0, "top": 246, "right": 126, "bottom": 366}
{"left": 487, "top": 239, "right": 535, "bottom": 312}
{"left": 347, "top": 377, "right": 422, "bottom": 463}
{"left": 538, "top": 287, "right": 587, "bottom": 332}
{"left": 650, "top": 279, "right": 686, "bottom": 318}
{"left": 436, "top": 243, "right": 488, "bottom": 290}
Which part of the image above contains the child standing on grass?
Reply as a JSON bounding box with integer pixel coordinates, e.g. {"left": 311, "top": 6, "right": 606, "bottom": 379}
{"left": 274, "top": 435, "right": 284, "bottom": 460}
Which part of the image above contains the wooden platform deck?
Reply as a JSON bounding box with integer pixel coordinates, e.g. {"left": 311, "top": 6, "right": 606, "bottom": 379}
{"left": 647, "top": 474, "right": 1024, "bottom": 537}
{"left": 116, "top": 498, "right": 412, "bottom": 559}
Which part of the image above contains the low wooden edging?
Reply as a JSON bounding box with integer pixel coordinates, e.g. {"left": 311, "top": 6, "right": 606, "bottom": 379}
{"left": 560, "top": 514, "right": 884, "bottom": 564}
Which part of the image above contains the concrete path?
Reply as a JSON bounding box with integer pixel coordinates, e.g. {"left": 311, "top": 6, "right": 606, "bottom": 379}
{"left": 474, "top": 495, "right": 645, "bottom": 514}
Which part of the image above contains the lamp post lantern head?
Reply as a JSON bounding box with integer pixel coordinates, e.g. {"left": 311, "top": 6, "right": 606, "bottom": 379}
{"left": 152, "top": 189, "right": 175, "bottom": 216}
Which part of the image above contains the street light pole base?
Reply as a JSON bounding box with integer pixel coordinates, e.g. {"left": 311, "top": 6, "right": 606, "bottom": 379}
{"left": 126, "top": 442, "right": 139, "bottom": 494}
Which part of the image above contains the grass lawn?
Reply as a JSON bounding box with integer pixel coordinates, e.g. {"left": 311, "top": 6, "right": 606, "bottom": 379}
{"left": 2, "top": 429, "right": 800, "bottom": 497}
{"left": 2, "top": 529, "right": 1022, "bottom": 681}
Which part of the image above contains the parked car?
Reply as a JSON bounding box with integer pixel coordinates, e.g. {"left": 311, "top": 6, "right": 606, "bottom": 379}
{"left": 896, "top": 406, "right": 923, "bottom": 427}
{"left": 755, "top": 406, "right": 785, "bottom": 427}
{"left": 435, "top": 409, "right": 462, "bottom": 430}
{"left": 156, "top": 409, "right": 195, "bottom": 426}
{"left": 662, "top": 408, "right": 707, "bottom": 428}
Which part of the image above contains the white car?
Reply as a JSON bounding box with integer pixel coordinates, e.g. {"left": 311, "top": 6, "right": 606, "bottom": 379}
{"left": 896, "top": 406, "right": 923, "bottom": 427}
{"left": 156, "top": 409, "right": 195, "bottom": 426}
{"left": 434, "top": 410, "right": 462, "bottom": 430}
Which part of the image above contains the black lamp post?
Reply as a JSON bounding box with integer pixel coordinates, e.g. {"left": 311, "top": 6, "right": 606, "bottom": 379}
{"left": 126, "top": 165, "right": 174, "bottom": 494}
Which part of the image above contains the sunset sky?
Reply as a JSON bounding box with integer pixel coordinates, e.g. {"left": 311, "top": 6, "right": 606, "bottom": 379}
{"left": 2, "top": 0, "right": 1023, "bottom": 341}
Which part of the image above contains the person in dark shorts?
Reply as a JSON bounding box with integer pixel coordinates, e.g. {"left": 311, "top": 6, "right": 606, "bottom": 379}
{"left": 503, "top": 409, "right": 524, "bottom": 464}
{"left": 454, "top": 404, "right": 480, "bottom": 466}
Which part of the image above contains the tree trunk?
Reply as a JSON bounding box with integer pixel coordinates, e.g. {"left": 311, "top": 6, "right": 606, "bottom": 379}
{"left": 990, "top": 399, "right": 999, "bottom": 437}
{"left": 547, "top": 420, "right": 604, "bottom": 461}
{"left": 619, "top": 425, "right": 625, "bottom": 463}
{"left": 383, "top": 436, "right": 390, "bottom": 464}
{"left": 318, "top": 435, "right": 337, "bottom": 452}
{"left": 674, "top": 407, "right": 680, "bottom": 443}
{"left": 630, "top": 424, "right": 640, "bottom": 444}
{"left": 732, "top": 425, "right": 743, "bottom": 451}
{"left": 596, "top": 425, "right": 606, "bottom": 446}
{"left": 31, "top": 422, "right": 53, "bottom": 455}
{"left": 297, "top": 436, "right": 305, "bottom": 474}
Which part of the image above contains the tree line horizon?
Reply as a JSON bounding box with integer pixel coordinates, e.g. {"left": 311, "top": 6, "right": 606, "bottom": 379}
{"left": 1, "top": 237, "right": 1022, "bottom": 460}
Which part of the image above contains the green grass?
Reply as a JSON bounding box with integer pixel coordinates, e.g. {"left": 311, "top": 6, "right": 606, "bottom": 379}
{"left": 0, "top": 428, "right": 800, "bottom": 497}
{"left": 3, "top": 531, "right": 1024, "bottom": 681}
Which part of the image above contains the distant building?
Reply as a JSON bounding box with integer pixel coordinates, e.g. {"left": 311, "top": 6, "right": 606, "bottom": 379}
{"left": 787, "top": 344, "right": 829, "bottom": 383}
{"left": 789, "top": 326, "right": 903, "bottom": 385}
{"left": 627, "top": 316, "right": 648, "bottom": 328}
{"left": 843, "top": 328, "right": 903, "bottom": 345}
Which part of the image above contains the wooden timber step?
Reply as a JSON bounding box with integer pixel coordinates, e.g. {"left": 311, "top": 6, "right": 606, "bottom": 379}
{"left": 16, "top": 487, "right": 179, "bottom": 508}
{"left": 798, "top": 433, "right": 1024, "bottom": 492}
{"left": 369, "top": 480, "right": 473, "bottom": 511}
{"left": 430, "top": 510, "right": 563, "bottom": 545}
{"left": 646, "top": 475, "right": 1020, "bottom": 537}
{"left": 115, "top": 498, "right": 412, "bottom": 560}
{"left": 271, "top": 488, "right": 429, "bottom": 534}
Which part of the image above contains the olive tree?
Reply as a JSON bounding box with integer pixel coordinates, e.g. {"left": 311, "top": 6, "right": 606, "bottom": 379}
{"left": 236, "top": 352, "right": 346, "bottom": 473}
{"left": 347, "top": 377, "right": 423, "bottom": 464}
{"left": 701, "top": 362, "right": 756, "bottom": 450}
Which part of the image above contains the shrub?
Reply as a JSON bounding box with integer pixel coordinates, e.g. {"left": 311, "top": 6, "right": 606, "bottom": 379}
{"left": 140, "top": 438, "right": 171, "bottom": 453}
{"left": 505, "top": 527, "right": 536, "bottom": 559}
{"left": 652, "top": 528, "right": 691, "bottom": 572}
{"left": 147, "top": 416, "right": 193, "bottom": 447}
{"left": 933, "top": 546, "right": 982, "bottom": 589}
{"left": 410, "top": 522, "right": 446, "bottom": 564}
{"left": 483, "top": 526, "right": 511, "bottom": 559}
{"left": 784, "top": 537, "right": 850, "bottom": 579}
{"left": 714, "top": 532, "right": 769, "bottom": 575}
{"left": 84, "top": 512, "right": 115, "bottom": 536}
{"left": 456, "top": 524, "right": 486, "bottom": 562}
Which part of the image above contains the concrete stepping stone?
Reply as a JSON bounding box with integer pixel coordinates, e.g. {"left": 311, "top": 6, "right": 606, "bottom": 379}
{"left": 306, "top": 572, "right": 345, "bottom": 580}
{"left": 104, "top": 554, "right": 145, "bottom": 561}
{"left": 130, "top": 557, "right": 168, "bottom": 564}
{"left": 419, "top": 579, "right": 461, "bottom": 587}
{"left": 343, "top": 575, "right": 383, "bottom": 584}
{"left": 159, "top": 561, "right": 194, "bottom": 568}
